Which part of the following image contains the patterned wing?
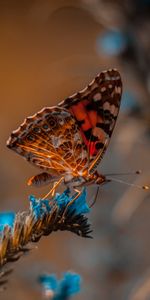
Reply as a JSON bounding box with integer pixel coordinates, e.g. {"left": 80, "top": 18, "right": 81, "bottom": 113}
{"left": 6, "top": 107, "right": 89, "bottom": 175}
{"left": 59, "top": 68, "right": 122, "bottom": 172}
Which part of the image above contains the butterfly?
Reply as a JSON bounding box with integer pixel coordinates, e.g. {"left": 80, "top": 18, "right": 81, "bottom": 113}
{"left": 7, "top": 69, "right": 122, "bottom": 199}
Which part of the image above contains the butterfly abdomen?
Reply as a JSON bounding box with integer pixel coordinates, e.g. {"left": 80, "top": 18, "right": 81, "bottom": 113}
{"left": 27, "top": 172, "right": 58, "bottom": 187}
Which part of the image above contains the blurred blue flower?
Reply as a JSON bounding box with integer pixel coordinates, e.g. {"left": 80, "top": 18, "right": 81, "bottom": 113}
{"left": 57, "top": 272, "right": 81, "bottom": 299}
{"left": 39, "top": 272, "right": 81, "bottom": 300}
{"left": 121, "top": 91, "right": 140, "bottom": 113}
{"left": 30, "top": 188, "right": 90, "bottom": 220}
{"left": 39, "top": 274, "right": 57, "bottom": 292}
{"left": 0, "top": 212, "right": 15, "bottom": 232}
{"left": 96, "top": 30, "right": 127, "bottom": 56}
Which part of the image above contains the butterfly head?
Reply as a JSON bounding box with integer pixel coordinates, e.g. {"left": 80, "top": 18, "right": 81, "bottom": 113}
{"left": 89, "top": 171, "right": 110, "bottom": 186}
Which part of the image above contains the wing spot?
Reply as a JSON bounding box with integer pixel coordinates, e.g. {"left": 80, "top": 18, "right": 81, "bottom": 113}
{"left": 110, "top": 105, "right": 116, "bottom": 115}
{"left": 93, "top": 93, "right": 102, "bottom": 101}
{"left": 103, "top": 102, "right": 110, "bottom": 110}
{"left": 115, "top": 86, "right": 122, "bottom": 94}
{"left": 114, "top": 107, "right": 119, "bottom": 117}
{"left": 101, "top": 87, "right": 106, "bottom": 92}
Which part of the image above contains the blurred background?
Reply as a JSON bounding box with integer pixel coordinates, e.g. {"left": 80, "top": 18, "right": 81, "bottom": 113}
{"left": 0, "top": 0, "right": 150, "bottom": 299}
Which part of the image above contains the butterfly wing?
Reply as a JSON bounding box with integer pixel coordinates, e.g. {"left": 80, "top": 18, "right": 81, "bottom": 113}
{"left": 7, "top": 107, "right": 89, "bottom": 175}
{"left": 59, "top": 68, "right": 122, "bottom": 172}
{"left": 7, "top": 69, "right": 122, "bottom": 178}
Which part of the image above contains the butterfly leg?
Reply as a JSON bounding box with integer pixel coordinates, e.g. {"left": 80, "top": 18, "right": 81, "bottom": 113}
{"left": 89, "top": 186, "right": 99, "bottom": 207}
{"left": 51, "top": 182, "right": 57, "bottom": 197}
{"left": 61, "top": 188, "right": 82, "bottom": 220}
{"left": 42, "top": 177, "right": 64, "bottom": 200}
{"left": 68, "top": 188, "right": 82, "bottom": 207}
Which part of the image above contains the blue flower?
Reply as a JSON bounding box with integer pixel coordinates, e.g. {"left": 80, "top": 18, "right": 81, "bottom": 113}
{"left": 29, "top": 188, "right": 90, "bottom": 220}
{"left": 96, "top": 30, "right": 127, "bottom": 56}
{"left": 39, "top": 272, "right": 81, "bottom": 300}
{"left": 0, "top": 212, "right": 15, "bottom": 232}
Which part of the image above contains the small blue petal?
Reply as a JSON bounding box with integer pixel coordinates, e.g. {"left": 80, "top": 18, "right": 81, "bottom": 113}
{"left": 61, "top": 272, "right": 81, "bottom": 295}
{"left": 41, "top": 199, "right": 52, "bottom": 213}
{"left": 39, "top": 274, "right": 58, "bottom": 291}
{"left": 29, "top": 195, "right": 52, "bottom": 219}
{"left": 96, "top": 30, "right": 127, "bottom": 56}
{"left": 54, "top": 192, "right": 68, "bottom": 208}
{"left": 54, "top": 272, "right": 81, "bottom": 300}
{"left": 69, "top": 188, "right": 90, "bottom": 215}
{"left": 0, "top": 212, "right": 15, "bottom": 232}
{"left": 29, "top": 195, "right": 43, "bottom": 219}
{"left": 54, "top": 188, "right": 90, "bottom": 215}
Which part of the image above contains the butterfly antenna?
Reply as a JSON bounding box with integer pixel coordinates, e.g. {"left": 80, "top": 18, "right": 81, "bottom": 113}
{"left": 89, "top": 186, "right": 100, "bottom": 208}
{"left": 106, "top": 176, "right": 149, "bottom": 190}
{"left": 105, "top": 170, "right": 142, "bottom": 176}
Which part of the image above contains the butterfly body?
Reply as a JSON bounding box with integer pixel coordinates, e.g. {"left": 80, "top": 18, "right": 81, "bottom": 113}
{"left": 27, "top": 165, "right": 106, "bottom": 190}
{"left": 63, "top": 170, "right": 106, "bottom": 188}
{"left": 7, "top": 69, "right": 122, "bottom": 196}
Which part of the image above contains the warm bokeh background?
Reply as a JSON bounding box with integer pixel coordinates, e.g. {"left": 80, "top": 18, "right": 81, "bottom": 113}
{"left": 0, "top": 1, "right": 150, "bottom": 299}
